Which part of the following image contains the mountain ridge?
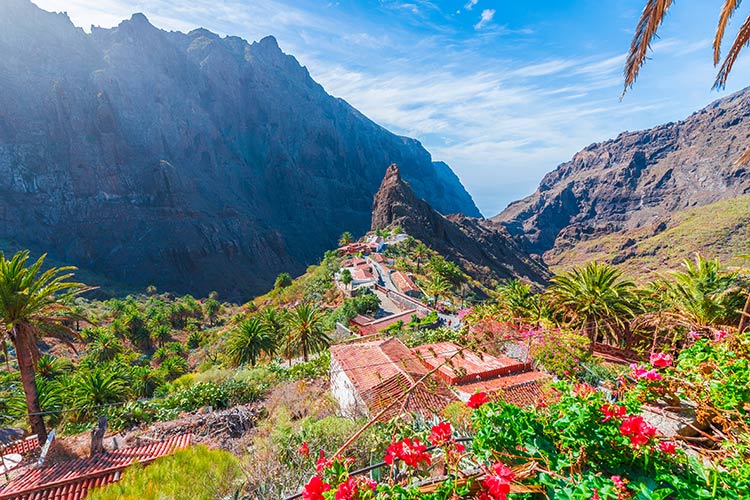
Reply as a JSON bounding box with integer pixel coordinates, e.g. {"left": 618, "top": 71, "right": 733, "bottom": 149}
{"left": 0, "top": 0, "right": 480, "bottom": 299}
{"left": 494, "top": 86, "right": 750, "bottom": 268}
{"left": 372, "top": 164, "right": 550, "bottom": 286}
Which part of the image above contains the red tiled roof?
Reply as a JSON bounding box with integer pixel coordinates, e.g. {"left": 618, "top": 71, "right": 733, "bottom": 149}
{"left": 0, "top": 434, "right": 191, "bottom": 500}
{"left": 354, "top": 309, "right": 423, "bottom": 336}
{"left": 330, "top": 338, "right": 457, "bottom": 420}
{"left": 352, "top": 269, "right": 375, "bottom": 281}
{"left": 370, "top": 253, "right": 387, "bottom": 263}
{"left": 0, "top": 436, "right": 40, "bottom": 456}
{"left": 390, "top": 271, "right": 420, "bottom": 294}
{"left": 412, "top": 342, "right": 530, "bottom": 385}
{"left": 455, "top": 371, "right": 550, "bottom": 407}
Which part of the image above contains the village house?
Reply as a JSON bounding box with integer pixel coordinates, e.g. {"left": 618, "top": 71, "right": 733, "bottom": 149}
{"left": 412, "top": 342, "right": 549, "bottom": 407}
{"left": 348, "top": 309, "right": 425, "bottom": 336}
{"left": 330, "top": 339, "right": 549, "bottom": 419}
{"left": 390, "top": 270, "right": 422, "bottom": 298}
{"left": 329, "top": 338, "right": 457, "bottom": 420}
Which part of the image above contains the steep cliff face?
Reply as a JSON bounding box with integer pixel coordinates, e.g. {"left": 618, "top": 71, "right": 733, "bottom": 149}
{"left": 372, "top": 165, "right": 549, "bottom": 286}
{"left": 494, "top": 86, "right": 750, "bottom": 269}
{"left": 0, "top": 1, "right": 480, "bottom": 298}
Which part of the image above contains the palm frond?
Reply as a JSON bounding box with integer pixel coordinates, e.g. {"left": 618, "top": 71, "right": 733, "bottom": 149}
{"left": 623, "top": 0, "right": 674, "bottom": 96}
{"left": 714, "top": 14, "right": 750, "bottom": 89}
{"left": 715, "top": 0, "right": 743, "bottom": 65}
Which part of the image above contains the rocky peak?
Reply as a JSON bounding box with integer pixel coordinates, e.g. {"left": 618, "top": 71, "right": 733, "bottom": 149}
{"left": 371, "top": 165, "right": 549, "bottom": 286}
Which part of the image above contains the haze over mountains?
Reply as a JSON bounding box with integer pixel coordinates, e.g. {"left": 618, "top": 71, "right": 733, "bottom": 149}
{"left": 495, "top": 87, "right": 750, "bottom": 275}
{"left": 0, "top": 0, "right": 479, "bottom": 298}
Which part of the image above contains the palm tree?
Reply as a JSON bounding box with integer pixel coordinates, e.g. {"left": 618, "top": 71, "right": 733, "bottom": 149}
{"left": 285, "top": 304, "right": 330, "bottom": 362}
{"left": 624, "top": 1, "right": 750, "bottom": 163}
{"left": 130, "top": 365, "right": 162, "bottom": 398}
{"left": 70, "top": 367, "right": 128, "bottom": 421}
{"left": 0, "top": 251, "right": 87, "bottom": 441}
{"left": 88, "top": 330, "right": 124, "bottom": 363}
{"left": 225, "top": 318, "right": 276, "bottom": 367}
{"left": 424, "top": 274, "right": 452, "bottom": 305}
{"left": 547, "top": 262, "right": 639, "bottom": 351}
{"left": 662, "top": 254, "right": 738, "bottom": 328}
{"left": 338, "top": 232, "right": 354, "bottom": 247}
{"left": 413, "top": 243, "right": 429, "bottom": 272}
{"left": 496, "top": 279, "right": 544, "bottom": 326}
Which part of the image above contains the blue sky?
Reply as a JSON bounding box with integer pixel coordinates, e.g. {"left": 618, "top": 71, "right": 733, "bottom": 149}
{"left": 33, "top": 0, "right": 750, "bottom": 216}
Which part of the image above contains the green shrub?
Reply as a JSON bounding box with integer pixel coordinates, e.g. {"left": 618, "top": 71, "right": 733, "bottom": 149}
{"left": 86, "top": 446, "right": 243, "bottom": 500}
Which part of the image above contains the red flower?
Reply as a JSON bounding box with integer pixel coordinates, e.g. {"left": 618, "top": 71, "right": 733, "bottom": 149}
{"left": 482, "top": 462, "right": 514, "bottom": 500}
{"left": 302, "top": 476, "right": 331, "bottom": 500}
{"left": 468, "top": 391, "right": 489, "bottom": 409}
{"left": 573, "top": 383, "right": 596, "bottom": 399}
{"left": 649, "top": 352, "right": 673, "bottom": 368}
{"left": 316, "top": 450, "right": 331, "bottom": 473}
{"left": 455, "top": 442, "right": 466, "bottom": 453}
{"left": 429, "top": 422, "right": 454, "bottom": 446}
{"left": 600, "top": 404, "right": 627, "bottom": 422}
{"left": 384, "top": 438, "right": 431, "bottom": 468}
{"left": 611, "top": 476, "right": 629, "bottom": 499}
{"left": 299, "top": 442, "right": 310, "bottom": 458}
{"left": 591, "top": 488, "right": 601, "bottom": 500}
{"left": 620, "top": 415, "right": 657, "bottom": 447}
{"left": 714, "top": 330, "right": 729, "bottom": 341}
{"left": 658, "top": 441, "right": 677, "bottom": 454}
{"left": 334, "top": 476, "right": 377, "bottom": 500}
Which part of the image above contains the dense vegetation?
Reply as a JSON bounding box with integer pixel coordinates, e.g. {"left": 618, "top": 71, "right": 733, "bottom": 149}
{"left": 2, "top": 237, "right": 750, "bottom": 499}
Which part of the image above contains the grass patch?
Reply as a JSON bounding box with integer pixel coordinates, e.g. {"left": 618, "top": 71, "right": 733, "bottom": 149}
{"left": 87, "top": 446, "right": 243, "bottom": 500}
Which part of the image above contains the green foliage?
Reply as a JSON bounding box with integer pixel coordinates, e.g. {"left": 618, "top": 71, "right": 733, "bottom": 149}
{"left": 274, "top": 273, "right": 293, "bottom": 289}
{"left": 548, "top": 261, "right": 640, "bottom": 346}
{"left": 187, "top": 331, "right": 202, "bottom": 349}
{"left": 226, "top": 317, "right": 276, "bottom": 367}
{"left": 285, "top": 303, "right": 331, "bottom": 362}
{"left": 68, "top": 366, "right": 129, "bottom": 420}
{"left": 86, "top": 446, "right": 243, "bottom": 500}
{"left": 530, "top": 328, "right": 592, "bottom": 378}
{"left": 159, "top": 356, "right": 188, "bottom": 381}
{"left": 270, "top": 351, "right": 331, "bottom": 381}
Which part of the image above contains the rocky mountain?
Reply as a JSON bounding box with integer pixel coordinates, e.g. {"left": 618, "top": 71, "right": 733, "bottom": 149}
{"left": 372, "top": 164, "right": 550, "bottom": 286}
{"left": 0, "top": 0, "right": 480, "bottom": 299}
{"left": 494, "top": 87, "right": 750, "bottom": 274}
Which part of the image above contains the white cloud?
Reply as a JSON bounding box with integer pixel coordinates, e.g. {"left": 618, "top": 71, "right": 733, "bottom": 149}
{"left": 464, "top": 0, "right": 479, "bottom": 11}
{"left": 474, "top": 8, "right": 495, "bottom": 29}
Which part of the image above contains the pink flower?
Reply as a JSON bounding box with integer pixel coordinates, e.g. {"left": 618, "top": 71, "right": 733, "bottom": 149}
{"left": 468, "top": 391, "right": 489, "bottom": 409}
{"left": 302, "top": 476, "right": 331, "bottom": 500}
{"left": 650, "top": 352, "right": 673, "bottom": 368}
{"left": 658, "top": 441, "right": 677, "bottom": 454}
{"left": 630, "top": 364, "right": 662, "bottom": 381}
{"left": 482, "top": 462, "right": 514, "bottom": 500}
{"left": 600, "top": 404, "right": 627, "bottom": 422}
{"left": 591, "top": 488, "right": 601, "bottom": 500}
{"left": 688, "top": 330, "right": 700, "bottom": 340}
{"left": 620, "top": 415, "right": 658, "bottom": 447}
{"left": 457, "top": 308, "right": 473, "bottom": 320}
{"left": 714, "top": 330, "right": 729, "bottom": 341}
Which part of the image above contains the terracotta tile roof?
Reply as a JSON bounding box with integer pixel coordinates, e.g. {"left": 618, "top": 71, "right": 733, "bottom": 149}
{"left": 352, "top": 269, "right": 374, "bottom": 281}
{"left": 370, "top": 253, "right": 387, "bottom": 263}
{"left": 455, "top": 371, "right": 550, "bottom": 408}
{"left": 330, "top": 338, "right": 457, "bottom": 420}
{"left": 0, "top": 436, "right": 40, "bottom": 456}
{"left": 352, "top": 309, "right": 423, "bottom": 336}
{"left": 0, "top": 434, "right": 191, "bottom": 500}
{"left": 390, "top": 271, "right": 420, "bottom": 294}
{"left": 412, "top": 342, "right": 530, "bottom": 385}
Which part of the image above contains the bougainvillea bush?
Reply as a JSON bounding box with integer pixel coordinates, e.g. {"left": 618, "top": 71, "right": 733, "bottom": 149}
{"left": 296, "top": 328, "right": 750, "bottom": 499}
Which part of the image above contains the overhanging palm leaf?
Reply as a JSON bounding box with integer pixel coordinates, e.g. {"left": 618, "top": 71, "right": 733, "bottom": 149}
{"left": 0, "top": 250, "right": 89, "bottom": 441}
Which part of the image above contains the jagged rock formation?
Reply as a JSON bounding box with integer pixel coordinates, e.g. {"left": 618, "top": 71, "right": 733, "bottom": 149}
{"left": 372, "top": 164, "right": 549, "bottom": 286}
{"left": 0, "top": 0, "right": 480, "bottom": 299}
{"left": 494, "top": 87, "right": 750, "bottom": 271}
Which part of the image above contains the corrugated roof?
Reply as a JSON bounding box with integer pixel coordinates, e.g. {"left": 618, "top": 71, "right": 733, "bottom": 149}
{"left": 0, "top": 434, "right": 191, "bottom": 500}
{"left": 412, "top": 342, "right": 530, "bottom": 385}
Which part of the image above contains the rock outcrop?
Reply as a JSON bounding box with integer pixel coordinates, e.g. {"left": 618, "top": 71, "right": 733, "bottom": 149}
{"left": 494, "top": 86, "right": 750, "bottom": 268}
{"left": 0, "top": 0, "right": 480, "bottom": 299}
{"left": 372, "top": 165, "right": 549, "bottom": 286}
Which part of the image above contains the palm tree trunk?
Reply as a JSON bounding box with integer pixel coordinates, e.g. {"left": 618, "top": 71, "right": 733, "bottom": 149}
{"left": 13, "top": 326, "right": 47, "bottom": 442}
{"left": 738, "top": 290, "right": 750, "bottom": 333}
